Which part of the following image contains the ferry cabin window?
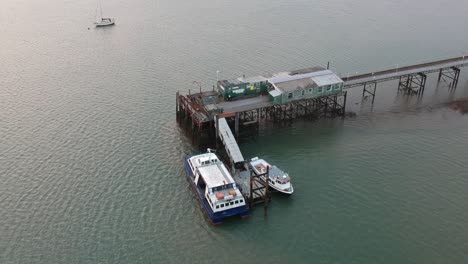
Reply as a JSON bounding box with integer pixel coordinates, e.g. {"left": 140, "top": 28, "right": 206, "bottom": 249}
{"left": 301, "top": 90, "right": 305, "bottom": 96}
{"left": 235, "top": 200, "right": 239, "bottom": 204}
{"left": 230, "top": 201, "right": 234, "bottom": 205}
{"left": 288, "top": 92, "right": 293, "bottom": 99}
{"left": 309, "top": 88, "right": 312, "bottom": 93}
{"left": 216, "top": 205, "right": 219, "bottom": 209}
{"left": 221, "top": 204, "right": 225, "bottom": 208}
{"left": 240, "top": 199, "right": 244, "bottom": 203}
{"left": 326, "top": 85, "right": 332, "bottom": 92}
{"left": 317, "top": 87, "right": 323, "bottom": 93}
{"left": 334, "top": 84, "right": 341, "bottom": 90}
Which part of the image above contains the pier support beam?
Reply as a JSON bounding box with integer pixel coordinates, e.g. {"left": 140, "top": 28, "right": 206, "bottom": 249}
{"left": 176, "top": 91, "right": 180, "bottom": 121}
{"left": 249, "top": 164, "right": 270, "bottom": 214}
{"left": 398, "top": 73, "right": 426, "bottom": 95}
{"left": 362, "top": 82, "right": 377, "bottom": 103}
{"left": 438, "top": 66, "right": 460, "bottom": 90}
{"left": 234, "top": 113, "right": 240, "bottom": 139}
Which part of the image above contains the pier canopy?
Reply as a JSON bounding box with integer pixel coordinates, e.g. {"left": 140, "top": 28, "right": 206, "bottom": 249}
{"left": 217, "top": 117, "right": 244, "bottom": 166}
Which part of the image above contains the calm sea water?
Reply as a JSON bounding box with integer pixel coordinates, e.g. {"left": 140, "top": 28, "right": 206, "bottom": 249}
{"left": 1, "top": 0, "right": 468, "bottom": 263}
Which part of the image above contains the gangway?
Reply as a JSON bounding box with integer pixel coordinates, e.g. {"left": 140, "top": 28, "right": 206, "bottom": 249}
{"left": 215, "top": 115, "right": 270, "bottom": 212}
{"left": 216, "top": 116, "right": 244, "bottom": 168}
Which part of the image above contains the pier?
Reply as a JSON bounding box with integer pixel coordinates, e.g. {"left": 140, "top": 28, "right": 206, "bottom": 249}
{"left": 342, "top": 56, "right": 468, "bottom": 101}
{"left": 177, "top": 55, "right": 468, "bottom": 213}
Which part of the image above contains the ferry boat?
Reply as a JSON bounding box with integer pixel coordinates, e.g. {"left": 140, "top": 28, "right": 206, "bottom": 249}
{"left": 184, "top": 150, "right": 249, "bottom": 225}
{"left": 250, "top": 157, "right": 294, "bottom": 194}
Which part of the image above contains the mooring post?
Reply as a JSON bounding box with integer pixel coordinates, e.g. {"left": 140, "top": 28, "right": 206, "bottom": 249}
{"left": 249, "top": 168, "right": 253, "bottom": 209}
{"left": 453, "top": 67, "right": 461, "bottom": 89}
{"left": 372, "top": 84, "right": 376, "bottom": 103}
{"left": 215, "top": 115, "right": 219, "bottom": 151}
{"left": 234, "top": 112, "right": 239, "bottom": 139}
{"left": 176, "top": 91, "right": 179, "bottom": 121}
{"left": 342, "top": 91, "right": 347, "bottom": 118}
{"left": 264, "top": 166, "right": 269, "bottom": 217}
{"left": 405, "top": 75, "right": 411, "bottom": 94}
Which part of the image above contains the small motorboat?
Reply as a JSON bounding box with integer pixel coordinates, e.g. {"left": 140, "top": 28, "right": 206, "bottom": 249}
{"left": 250, "top": 157, "right": 294, "bottom": 194}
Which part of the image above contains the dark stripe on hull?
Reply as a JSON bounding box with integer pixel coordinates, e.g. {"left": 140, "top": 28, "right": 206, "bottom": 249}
{"left": 184, "top": 155, "right": 249, "bottom": 225}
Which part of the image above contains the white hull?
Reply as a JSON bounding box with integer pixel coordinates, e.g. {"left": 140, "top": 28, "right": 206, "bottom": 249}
{"left": 261, "top": 175, "right": 294, "bottom": 194}
{"left": 250, "top": 157, "right": 294, "bottom": 195}
{"left": 95, "top": 18, "right": 115, "bottom": 27}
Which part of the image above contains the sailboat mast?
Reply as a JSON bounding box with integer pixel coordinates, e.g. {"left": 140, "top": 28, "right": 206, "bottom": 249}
{"left": 100, "top": 0, "right": 103, "bottom": 19}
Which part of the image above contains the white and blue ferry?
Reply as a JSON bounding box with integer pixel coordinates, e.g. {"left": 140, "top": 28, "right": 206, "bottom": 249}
{"left": 184, "top": 150, "right": 249, "bottom": 225}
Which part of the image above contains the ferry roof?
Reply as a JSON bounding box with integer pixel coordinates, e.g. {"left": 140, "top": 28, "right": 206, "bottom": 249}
{"left": 197, "top": 162, "right": 235, "bottom": 188}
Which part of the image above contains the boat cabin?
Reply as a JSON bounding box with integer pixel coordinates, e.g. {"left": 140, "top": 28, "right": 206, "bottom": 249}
{"left": 188, "top": 153, "right": 246, "bottom": 213}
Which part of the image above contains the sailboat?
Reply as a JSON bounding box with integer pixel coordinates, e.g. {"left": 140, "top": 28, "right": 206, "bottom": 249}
{"left": 94, "top": 0, "right": 115, "bottom": 27}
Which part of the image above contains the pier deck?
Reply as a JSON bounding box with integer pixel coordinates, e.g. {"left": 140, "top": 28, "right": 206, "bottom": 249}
{"left": 216, "top": 95, "right": 272, "bottom": 113}
{"left": 217, "top": 117, "right": 244, "bottom": 166}
{"left": 177, "top": 54, "right": 468, "bottom": 216}
{"left": 343, "top": 56, "right": 468, "bottom": 88}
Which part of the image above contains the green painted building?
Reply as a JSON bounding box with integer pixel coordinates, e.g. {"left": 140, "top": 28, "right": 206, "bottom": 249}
{"left": 217, "top": 76, "right": 268, "bottom": 100}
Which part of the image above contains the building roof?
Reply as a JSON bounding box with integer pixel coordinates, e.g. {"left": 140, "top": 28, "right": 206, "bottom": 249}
{"left": 268, "top": 69, "right": 335, "bottom": 84}
{"left": 289, "top": 66, "right": 326, "bottom": 75}
{"left": 311, "top": 74, "right": 343, "bottom": 86}
{"left": 274, "top": 78, "right": 317, "bottom": 92}
{"left": 268, "top": 68, "right": 343, "bottom": 93}
{"left": 268, "top": 88, "right": 282, "bottom": 97}
{"left": 237, "top": 75, "right": 268, "bottom": 84}
{"left": 218, "top": 79, "right": 243, "bottom": 88}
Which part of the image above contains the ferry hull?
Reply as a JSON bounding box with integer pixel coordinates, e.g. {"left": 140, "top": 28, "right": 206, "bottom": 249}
{"left": 184, "top": 156, "right": 249, "bottom": 225}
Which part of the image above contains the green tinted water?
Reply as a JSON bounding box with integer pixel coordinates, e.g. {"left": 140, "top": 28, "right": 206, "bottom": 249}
{"left": 1, "top": 0, "right": 468, "bottom": 263}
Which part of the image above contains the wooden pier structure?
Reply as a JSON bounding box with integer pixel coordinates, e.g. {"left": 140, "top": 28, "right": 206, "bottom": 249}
{"left": 176, "top": 55, "right": 468, "bottom": 213}
{"left": 342, "top": 56, "right": 468, "bottom": 100}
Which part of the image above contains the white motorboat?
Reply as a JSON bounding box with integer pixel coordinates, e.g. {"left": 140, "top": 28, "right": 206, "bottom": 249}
{"left": 250, "top": 157, "right": 294, "bottom": 194}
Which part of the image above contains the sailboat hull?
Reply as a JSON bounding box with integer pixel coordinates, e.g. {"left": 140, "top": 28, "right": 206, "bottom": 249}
{"left": 95, "top": 18, "right": 115, "bottom": 27}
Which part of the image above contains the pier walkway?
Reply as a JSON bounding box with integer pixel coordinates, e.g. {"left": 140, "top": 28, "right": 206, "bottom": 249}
{"left": 216, "top": 117, "right": 244, "bottom": 166}
{"left": 343, "top": 56, "right": 468, "bottom": 87}
{"left": 342, "top": 56, "right": 468, "bottom": 98}
{"left": 215, "top": 117, "right": 270, "bottom": 210}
